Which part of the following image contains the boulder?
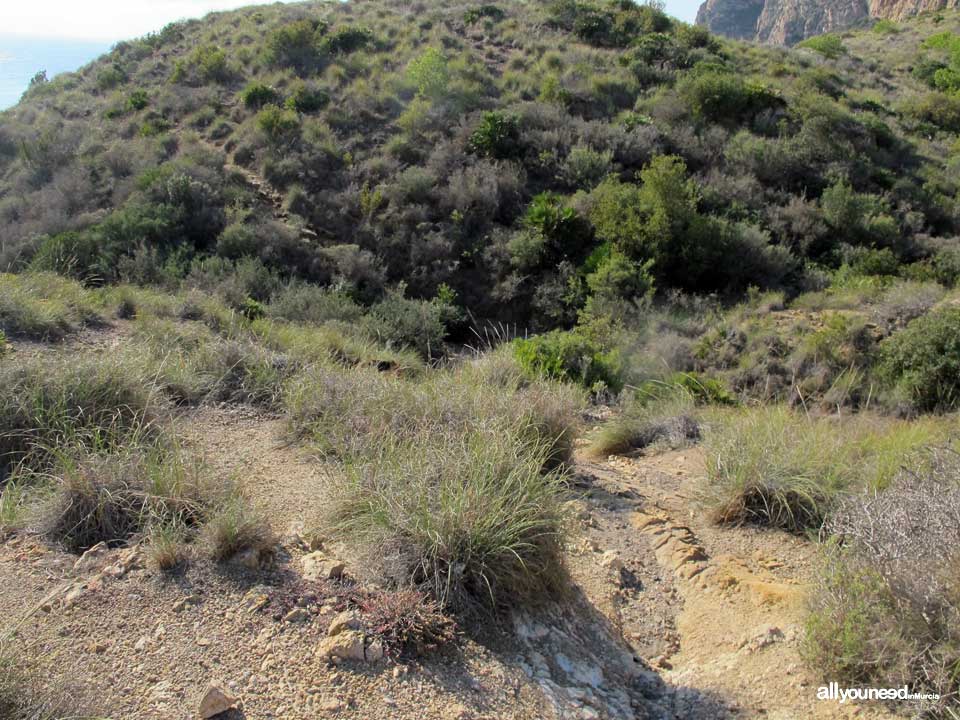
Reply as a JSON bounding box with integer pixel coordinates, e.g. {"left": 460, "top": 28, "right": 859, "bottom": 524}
{"left": 73, "top": 542, "right": 111, "bottom": 574}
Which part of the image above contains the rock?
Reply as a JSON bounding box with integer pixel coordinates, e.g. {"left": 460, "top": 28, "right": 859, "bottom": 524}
{"left": 283, "top": 521, "right": 308, "bottom": 548}
{"left": 241, "top": 587, "right": 270, "bottom": 613}
{"left": 302, "top": 551, "right": 345, "bottom": 581}
{"left": 198, "top": 683, "right": 238, "bottom": 718}
{"left": 173, "top": 594, "right": 202, "bottom": 612}
{"left": 365, "top": 639, "right": 384, "bottom": 662}
{"left": 318, "top": 630, "right": 367, "bottom": 662}
{"left": 327, "top": 609, "right": 361, "bottom": 636}
{"left": 134, "top": 636, "right": 150, "bottom": 652}
{"left": 103, "top": 546, "right": 141, "bottom": 578}
{"left": 599, "top": 551, "right": 624, "bottom": 571}
{"left": 231, "top": 547, "right": 264, "bottom": 570}
{"left": 740, "top": 624, "right": 785, "bottom": 653}
{"left": 317, "top": 697, "right": 341, "bottom": 712}
{"left": 62, "top": 582, "right": 88, "bottom": 608}
{"left": 73, "top": 542, "right": 111, "bottom": 574}
{"left": 283, "top": 607, "right": 311, "bottom": 623}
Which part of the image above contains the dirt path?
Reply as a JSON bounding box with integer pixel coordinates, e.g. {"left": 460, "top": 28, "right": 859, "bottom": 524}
{"left": 569, "top": 447, "right": 897, "bottom": 719}
{"left": 182, "top": 406, "right": 328, "bottom": 531}
{"left": 1, "top": 398, "right": 902, "bottom": 719}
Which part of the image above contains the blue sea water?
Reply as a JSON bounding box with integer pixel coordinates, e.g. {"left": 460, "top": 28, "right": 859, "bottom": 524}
{"left": 0, "top": 35, "right": 112, "bottom": 110}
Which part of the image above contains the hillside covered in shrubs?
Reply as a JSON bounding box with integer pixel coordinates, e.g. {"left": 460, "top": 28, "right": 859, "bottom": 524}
{"left": 0, "top": 1, "right": 958, "bottom": 333}
{"left": 3, "top": 2, "right": 960, "bottom": 718}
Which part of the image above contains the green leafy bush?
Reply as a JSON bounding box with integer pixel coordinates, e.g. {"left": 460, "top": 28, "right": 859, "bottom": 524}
{"left": 240, "top": 81, "right": 280, "bottom": 109}
{"left": 264, "top": 19, "right": 328, "bottom": 73}
{"left": 464, "top": 5, "right": 505, "bottom": 24}
{"left": 468, "top": 111, "right": 521, "bottom": 159}
{"left": 798, "top": 33, "right": 846, "bottom": 59}
{"left": 257, "top": 104, "right": 300, "bottom": 144}
{"left": 879, "top": 307, "right": 960, "bottom": 411}
{"left": 363, "top": 288, "right": 454, "bottom": 359}
{"left": 285, "top": 82, "right": 329, "bottom": 113}
{"left": 407, "top": 47, "right": 450, "bottom": 97}
{"left": 513, "top": 329, "right": 622, "bottom": 392}
{"left": 321, "top": 26, "right": 374, "bottom": 55}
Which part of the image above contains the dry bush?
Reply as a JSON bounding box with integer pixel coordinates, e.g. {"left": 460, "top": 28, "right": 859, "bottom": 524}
{"left": 806, "top": 450, "right": 960, "bottom": 714}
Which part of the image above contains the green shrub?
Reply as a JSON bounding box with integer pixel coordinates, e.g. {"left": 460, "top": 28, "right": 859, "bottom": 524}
{"left": 464, "top": 5, "right": 505, "bottom": 24}
{"left": 559, "top": 144, "right": 613, "bottom": 189}
{"left": 267, "top": 283, "right": 364, "bottom": 325}
{"left": 468, "top": 111, "right": 521, "bottom": 159}
{"left": 321, "top": 26, "right": 374, "bottom": 55}
{"left": 285, "top": 82, "right": 329, "bottom": 113}
{"left": 257, "top": 104, "right": 300, "bottom": 144}
{"left": 264, "top": 19, "right": 328, "bottom": 73}
{"left": 513, "top": 330, "right": 622, "bottom": 392}
{"left": 127, "top": 89, "right": 149, "bottom": 111}
{"left": 871, "top": 19, "right": 899, "bottom": 34}
{"left": 901, "top": 91, "right": 960, "bottom": 132}
{"left": 363, "top": 289, "right": 451, "bottom": 359}
{"left": 407, "top": 47, "right": 450, "bottom": 97}
{"left": 879, "top": 307, "right": 960, "bottom": 411}
{"left": 677, "top": 69, "right": 781, "bottom": 123}
{"left": 798, "top": 33, "right": 846, "bottom": 59}
{"left": 240, "top": 81, "right": 280, "bottom": 109}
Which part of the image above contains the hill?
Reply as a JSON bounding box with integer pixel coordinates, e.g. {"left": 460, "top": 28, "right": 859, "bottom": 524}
{"left": 0, "top": 0, "right": 958, "bottom": 332}
{"left": 2, "top": 3, "right": 960, "bottom": 718}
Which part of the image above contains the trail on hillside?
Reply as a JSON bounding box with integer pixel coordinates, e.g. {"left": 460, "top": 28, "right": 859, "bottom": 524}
{"left": 570, "top": 447, "right": 897, "bottom": 719}
{"left": 0, "top": 374, "right": 901, "bottom": 719}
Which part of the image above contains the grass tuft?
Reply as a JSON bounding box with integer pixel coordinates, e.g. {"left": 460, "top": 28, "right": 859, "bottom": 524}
{"left": 701, "top": 406, "right": 950, "bottom": 533}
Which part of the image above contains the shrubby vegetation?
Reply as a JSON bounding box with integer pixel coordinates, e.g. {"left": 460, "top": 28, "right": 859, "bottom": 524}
{"left": 3, "top": 1, "right": 960, "bottom": 708}
{"left": 1, "top": 0, "right": 957, "bottom": 333}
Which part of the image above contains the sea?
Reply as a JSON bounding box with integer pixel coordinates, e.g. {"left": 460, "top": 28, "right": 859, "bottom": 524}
{"left": 0, "top": 35, "right": 113, "bottom": 110}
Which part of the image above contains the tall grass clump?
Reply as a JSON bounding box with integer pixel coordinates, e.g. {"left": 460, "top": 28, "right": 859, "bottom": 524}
{"left": 35, "top": 444, "right": 211, "bottom": 553}
{"left": 301, "top": 351, "right": 582, "bottom": 612}
{"left": 0, "top": 645, "right": 84, "bottom": 720}
{"left": 701, "top": 406, "right": 950, "bottom": 532}
{"left": 0, "top": 354, "right": 163, "bottom": 479}
{"left": 805, "top": 451, "right": 960, "bottom": 713}
{"left": 132, "top": 316, "right": 290, "bottom": 407}
{"left": 286, "top": 357, "right": 584, "bottom": 466}
{"left": 588, "top": 386, "right": 700, "bottom": 458}
{"left": 0, "top": 272, "right": 102, "bottom": 340}
{"left": 316, "top": 427, "right": 568, "bottom": 612}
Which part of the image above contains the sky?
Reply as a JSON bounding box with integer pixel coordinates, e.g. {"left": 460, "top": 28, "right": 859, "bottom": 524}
{"left": 0, "top": 0, "right": 703, "bottom": 109}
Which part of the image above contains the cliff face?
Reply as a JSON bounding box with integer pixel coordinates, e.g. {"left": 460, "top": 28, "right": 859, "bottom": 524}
{"left": 696, "top": 0, "right": 959, "bottom": 44}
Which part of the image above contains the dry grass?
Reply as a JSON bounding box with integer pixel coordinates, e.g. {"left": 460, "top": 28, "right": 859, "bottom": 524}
{"left": 805, "top": 450, "right": 960, "bottom": 714}
{"left": 701, "top": 406, "right": 953, "bottom": 532}
{"left": 587, "top": 388, "right": 699, "bottom": 458}
{"left": 302, "top": 353, "right": 582, "bottom": 613}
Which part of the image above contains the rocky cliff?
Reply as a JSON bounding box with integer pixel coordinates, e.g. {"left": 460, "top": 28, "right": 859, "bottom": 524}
{"left": 696, "top": 0, "right": 959, "bottom": 44}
